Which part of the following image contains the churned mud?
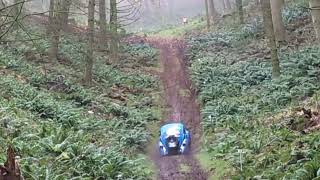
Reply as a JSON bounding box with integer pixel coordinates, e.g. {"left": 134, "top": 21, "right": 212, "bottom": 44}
{"left": 147, "top": 38, "right": 207, "bottom": 180}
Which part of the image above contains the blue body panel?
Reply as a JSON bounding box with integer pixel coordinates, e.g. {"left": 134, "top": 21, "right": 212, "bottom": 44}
{"left": 159, "top": 123, "right": 191, "bottom": 156}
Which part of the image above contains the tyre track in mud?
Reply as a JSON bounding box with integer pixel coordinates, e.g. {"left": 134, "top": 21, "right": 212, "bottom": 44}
{"left": 147, "top": 38, "right": 207, "bottom": 180}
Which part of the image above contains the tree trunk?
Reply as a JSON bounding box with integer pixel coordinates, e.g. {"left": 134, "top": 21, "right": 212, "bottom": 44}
{"left": 222, "top": 0, "right": 226, "bottom": 10}
{"left": 270, "top": 0, "right": 286, "bottom": 42}
{"left": 47, "top": 0, "right": 55, "bottom": 35}
{"left": 99, "top": 0, "right": 107, "bottom": 50}
{"left": 310, "top": 0, "right": 320, "bottom": 42}
{"left": 110, "top": 0, "right": 118, "bottom": 63}
{"left": 205, "top": 0, "right": 211, "bottom": 30}
{"left": 225, "top": 0, "right": 231, "bottom": 10}
{"left": 261, "top": 0, "right": 280, "bottom": 78}
{"left": 256, "top": 0, "right": 260, "bottom": 6}
{"left": 236, "top": 0, "right": 244, "bottom": 24}
{"left": 0, "top": 0, "right": 5, "bottom": 34}
{"left": 0, "top": 146, "right": 23, "bottom": 180}
{"left": 0, "top": 0, "right": 5, "bottom": 8}
{"left": 208, "top": 0, "right": 217, "bottom": 22}
{"left": 85, "top": 0, "right": 95, "bottom": 85}
{"left": 168, "top": 0, "right": 175, "bottom": 19}
{"left": 49, "top": 31, "right": 59, "bottom": 61}
{"left": 13, "top": 0, "right": 22, "bottom": 30}
{"left": 60, "top": 0, "right": 72, "bottom": 31}
{"left": 48, "top": 0, "right": 62, "bottom": 62}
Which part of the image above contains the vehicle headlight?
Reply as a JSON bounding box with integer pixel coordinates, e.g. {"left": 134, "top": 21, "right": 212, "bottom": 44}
{"left": 159, "top": 141, "right": 164, "bottom": 148}
{"left": 159, "top": 141, "right": 167, "bottom": 154}
{"left": 180, "top": 140, "right": 187, "bottom": 153}
{"left": 182, "top": 139, "right": 187, "bottom": 146}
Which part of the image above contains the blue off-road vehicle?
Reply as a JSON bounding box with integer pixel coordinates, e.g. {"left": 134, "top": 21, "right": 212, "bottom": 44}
{"left": 159, "top": 123, "right": 191, "bottom": 156}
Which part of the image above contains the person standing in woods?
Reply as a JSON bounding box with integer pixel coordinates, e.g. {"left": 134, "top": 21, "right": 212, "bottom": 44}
{"left": 182, "top": 17, "right": 188, "bottom": 25}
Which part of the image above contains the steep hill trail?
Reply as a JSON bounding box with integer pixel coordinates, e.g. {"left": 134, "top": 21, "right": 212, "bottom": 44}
{"left": 147, "top": 37, "right": 208, "bottom": 179}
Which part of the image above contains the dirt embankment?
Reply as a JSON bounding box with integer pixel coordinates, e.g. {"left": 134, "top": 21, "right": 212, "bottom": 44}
{"left": 147, "top": 38, "right": 207, "bottom": 180}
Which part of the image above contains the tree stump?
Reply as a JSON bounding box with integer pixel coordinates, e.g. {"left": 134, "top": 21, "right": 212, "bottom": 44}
{"left": 0, "top": 146, "right": 23, "bottom": 180}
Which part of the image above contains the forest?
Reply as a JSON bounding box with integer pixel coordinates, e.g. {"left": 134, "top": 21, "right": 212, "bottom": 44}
{"left": 0, "top": 0, "right": 320, "bottom": 179}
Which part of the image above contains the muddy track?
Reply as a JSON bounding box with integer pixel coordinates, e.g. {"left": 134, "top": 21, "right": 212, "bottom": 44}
{"left": 147, "top": 38, "right": 207, "bottom": 180}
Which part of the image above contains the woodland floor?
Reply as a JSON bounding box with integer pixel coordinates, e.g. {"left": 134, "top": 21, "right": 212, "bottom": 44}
{"left": 3, "top": 3, "right": 319, "bottom": 178}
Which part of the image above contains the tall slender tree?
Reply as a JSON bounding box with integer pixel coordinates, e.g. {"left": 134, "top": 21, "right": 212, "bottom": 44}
{"left": 60, "top": 0, "right": 72, "bottom": 31}
{"left": 110, "top": 0, "right": 118, "bottom": 62}
{"left": 222, "top": 0, "right": 226, "bottom": 10}
{"left": 0, "top": 1, "right": 4, "bottom": 34}
{"left": 168, "top": 0, "right": 175, "bottom": 19}
{"left": 48, "top": 0, "right": 62, "bottom": 62}
{"left": 13, "top": 0, "right": 22, "bottom": 30}
{"left": 261, "top": 0, "right": 280, "bottom": 78}
{"left": 271, "top": 0, "right": 286, "bottom": 42}
{"left": 99, "top": 0, "right": 107, "bottom": 50}
{"left": 0, "top": 0, "right": 5, "bottom": 8}
{"left": 236, "top": 0, "right": 244, "bottom": 24}
{"left": 255, "top": 0, "right": 260, "bottom": 6}
{"left": 85, "top": 0, "right": 95, "bottom": 85}
{"left": 208, "top": 0, "right": 217, "bottom": 22}
{"left": 47, "top": 0, "right": 55, "bottom": 35}
{"left": 205, "top": 0, "right": 211, "bottom": 30}
{"left": 225, "top": 0, "right": 231, "bottom": 10}
{"left": 310, "top": 0, "right": 320, "bottom": 41}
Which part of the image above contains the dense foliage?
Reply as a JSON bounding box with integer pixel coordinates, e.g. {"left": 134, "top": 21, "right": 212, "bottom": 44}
{"left": 0, "top": 29, "right": 159, "bottom": 179}
{"left": 1, "top": 0, "right": 319, "bottom": 179}
{"left": 186, "top": 15, "right": 320, "bottom": 179}
{"left": 282, "top": 0, "right": 310, "bottom": 25}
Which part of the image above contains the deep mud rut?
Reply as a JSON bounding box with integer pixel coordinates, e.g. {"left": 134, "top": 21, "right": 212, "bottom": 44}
{"left": 147, "top": 38, "right": 207, "bottom": 180}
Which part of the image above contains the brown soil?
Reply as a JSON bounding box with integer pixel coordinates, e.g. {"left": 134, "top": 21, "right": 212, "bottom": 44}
{"left": 147, "top": 38, "right": 207, "bottom": 180}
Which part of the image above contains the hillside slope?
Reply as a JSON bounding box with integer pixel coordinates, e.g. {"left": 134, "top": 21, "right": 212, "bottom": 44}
{"left": 0, "top": 24, "right": 161, "bottom": 179}
{"left": 184, "top": 1, "right": 320, "bottom": 179}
